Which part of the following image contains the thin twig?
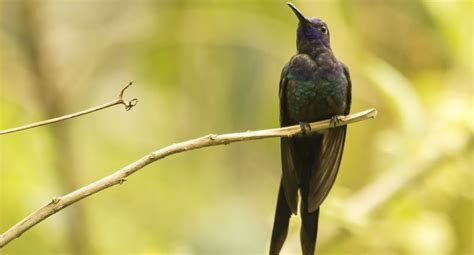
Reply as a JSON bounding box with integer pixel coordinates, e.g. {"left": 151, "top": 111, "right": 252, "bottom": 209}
{"left": 0, "top": 82, "right": 138, "bottom": 136}
{"left": 0, "top": 108, "right": 377, "bottom": 248}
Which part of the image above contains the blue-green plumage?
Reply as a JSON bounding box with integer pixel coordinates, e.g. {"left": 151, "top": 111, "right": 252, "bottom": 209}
{"left": 286, "top": 67, "right": 348, "bottom": 121}
{"left": 270, "top": 3, "right": 352, "bottom": 255}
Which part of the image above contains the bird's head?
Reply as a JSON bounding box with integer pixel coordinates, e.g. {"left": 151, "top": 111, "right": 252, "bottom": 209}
{"left": 287, "top": 3, "right": 331, "bottom": 53}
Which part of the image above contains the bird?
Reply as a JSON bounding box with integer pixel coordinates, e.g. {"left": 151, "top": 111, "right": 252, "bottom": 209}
{"left": 269, "top": 3, "right": 352, "bottom": 255}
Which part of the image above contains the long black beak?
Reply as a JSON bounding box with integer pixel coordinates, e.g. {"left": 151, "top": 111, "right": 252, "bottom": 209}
{"left": 287, "top": 2, "right": 309, "bottom": 25}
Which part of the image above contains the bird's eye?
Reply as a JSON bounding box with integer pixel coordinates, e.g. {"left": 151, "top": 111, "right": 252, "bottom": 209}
{"left": 319, "top": 26, "right": 328, "bottom": 34}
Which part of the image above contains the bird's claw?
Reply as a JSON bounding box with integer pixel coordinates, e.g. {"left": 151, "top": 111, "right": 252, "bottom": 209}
{"left": 330, "top": 115, "right": 343, "bottom": 127}
{"left": 299, "top": 122, "right": 311, "bottom": 135}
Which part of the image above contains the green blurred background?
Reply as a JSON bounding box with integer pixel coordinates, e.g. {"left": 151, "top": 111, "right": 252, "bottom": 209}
{"left": 0, "top": 0, "right": 472, "bottom": 254}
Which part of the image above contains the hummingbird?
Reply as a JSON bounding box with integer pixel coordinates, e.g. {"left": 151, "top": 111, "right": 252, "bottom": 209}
{"left": 270, "top": 3, "right": 352, "bottom": 255}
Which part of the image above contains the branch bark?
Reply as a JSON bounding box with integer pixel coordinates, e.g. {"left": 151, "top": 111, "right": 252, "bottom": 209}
{"left": 0, "top": 82, "right": 138, "bottom": 135}
{"left": 0, "top": 108, "right": 377, "bottom": 248}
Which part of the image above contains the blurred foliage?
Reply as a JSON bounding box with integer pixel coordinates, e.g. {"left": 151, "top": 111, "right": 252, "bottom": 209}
{"left": 0, "top": 0, "right": 472, "bottom": 254}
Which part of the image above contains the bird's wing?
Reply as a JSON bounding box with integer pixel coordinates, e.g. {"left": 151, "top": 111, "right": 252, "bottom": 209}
{"left": 307, "top": 62, "right": 352, "bottom": 213}
{"left": 341, "top": 62, "right": 352, "bottom": 115}
{"left": 279, "top": 60, "right": 300, "bottom": 215}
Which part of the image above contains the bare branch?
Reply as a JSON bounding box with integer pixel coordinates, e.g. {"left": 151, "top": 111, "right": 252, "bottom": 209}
{"left": 0, "top": 108, "right": 377, "bottom": 248}
{"left": 0, "top": 82, "right": 138, "bottom": 135}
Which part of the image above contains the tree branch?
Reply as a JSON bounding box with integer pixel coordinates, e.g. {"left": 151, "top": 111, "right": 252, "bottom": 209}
{"left": 0, "top": 108, "right": 377, "bottom": 248}
{"left": 0, "top": 82, "right": 138, "bottom": 136}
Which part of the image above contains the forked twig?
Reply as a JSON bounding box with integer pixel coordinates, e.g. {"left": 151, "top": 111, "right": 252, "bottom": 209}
{"left": 0, "top": 82, "right": 138, "bottom": 135}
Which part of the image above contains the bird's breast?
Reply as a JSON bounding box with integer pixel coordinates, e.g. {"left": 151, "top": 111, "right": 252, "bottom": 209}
{"left": 285, "top": 70, "right": 347, "bottom": 124}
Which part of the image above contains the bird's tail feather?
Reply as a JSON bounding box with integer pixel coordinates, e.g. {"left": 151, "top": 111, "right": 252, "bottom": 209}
{"left": 299, "top": 136, "right": 322, "bottom": 255}
{"left": 300, "top": 195, "right": 319, "bottom": 255}
{"left": 269, "top": 180, "right": 292, "bottom": 255}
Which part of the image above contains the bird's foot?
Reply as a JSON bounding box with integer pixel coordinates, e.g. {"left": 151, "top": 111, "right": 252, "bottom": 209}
{"left": 330, "top": 115, "right": 343, "bottom": 128}
{"left": 299, "top": 122, "right": 312, "bottom": 135}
